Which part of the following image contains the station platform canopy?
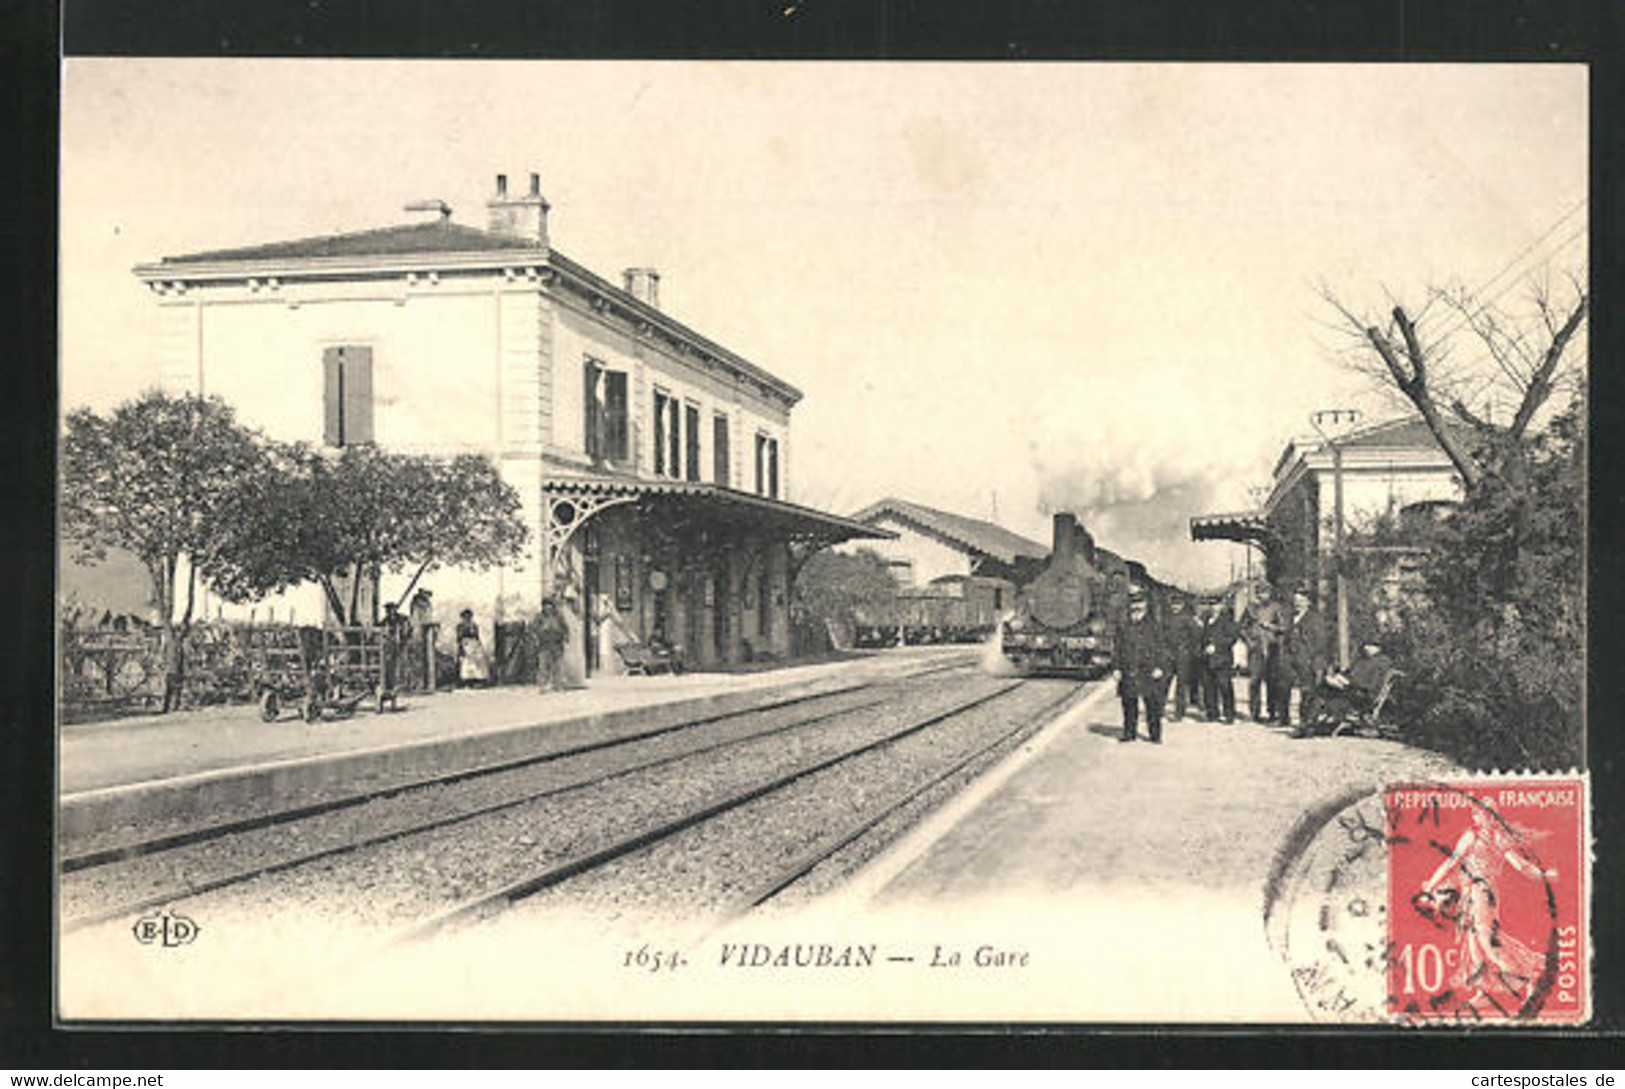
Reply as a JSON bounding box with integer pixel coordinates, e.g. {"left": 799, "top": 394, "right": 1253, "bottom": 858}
{"left": 1189, "top": 509, "right": 1272, "bottom": 546}
{"left": 544, "top": 471, "right": 895, "bottom": 549}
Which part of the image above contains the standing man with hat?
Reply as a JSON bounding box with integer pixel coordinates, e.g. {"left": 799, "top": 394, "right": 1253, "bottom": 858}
{"left": 1165, "top": 595, "right": 1203, "bottom": 722}
{"left": 1241, "top": 582, "right": 1284, "bottom": 723}
{"left": 1116, "top": 586, "right": 1174, "bottom": 744}
{"left": 1200, "top": 596, "right": 1240, "bottom": 723}
{"left": 1281, "top": 586, "right": 1329, "bottom": 727}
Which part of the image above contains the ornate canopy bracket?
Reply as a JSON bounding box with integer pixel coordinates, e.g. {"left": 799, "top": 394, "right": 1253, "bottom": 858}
{"left": 543, "top": 490, "right": 637, "bottom": 574}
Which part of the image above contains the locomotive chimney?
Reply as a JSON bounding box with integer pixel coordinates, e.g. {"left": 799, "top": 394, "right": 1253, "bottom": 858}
{"left": 1052, "top": 512, "right": 1079, "bottom": 560}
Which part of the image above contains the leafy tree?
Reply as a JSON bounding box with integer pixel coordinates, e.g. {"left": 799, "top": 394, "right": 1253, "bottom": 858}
{"left": 61, "top": 391, "right": 271, "bottom": 710}
{"left": 210, "top": 443, "right": 530, "bottom": 626}
{"left": 1336, "top": 403, "right": 1583, "bottom": 769}
{"left": 792, "top": 548, "right": 898, "bottom": 632}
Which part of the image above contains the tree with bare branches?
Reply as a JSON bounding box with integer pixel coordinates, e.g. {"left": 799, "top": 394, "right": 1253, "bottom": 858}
{"left": 1318, "top": 270, "right": 1587, "bottom": 768}
{"left": 1319, "top": 271, "right": 1587, "bottom": 492}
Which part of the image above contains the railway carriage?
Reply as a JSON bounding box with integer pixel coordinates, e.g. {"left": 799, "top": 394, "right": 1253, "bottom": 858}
{"left": 852, "top": 573, "right": 1015, "bottom": 647}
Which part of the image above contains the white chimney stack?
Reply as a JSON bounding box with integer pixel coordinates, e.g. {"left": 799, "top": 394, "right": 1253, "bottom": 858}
{"left": 487, "top": 171, "right": 550, "bottom": 246}
{"left": 622, "top": 267, "right": 660, "bottom": 309}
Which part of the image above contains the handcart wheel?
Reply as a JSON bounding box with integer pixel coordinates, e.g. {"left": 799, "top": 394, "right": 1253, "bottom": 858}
{"left": 258, "top": 689, "right": 280, "bottom": 723}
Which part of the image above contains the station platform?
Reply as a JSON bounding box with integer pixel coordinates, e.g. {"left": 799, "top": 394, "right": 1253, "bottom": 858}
{"left": 59, "top": 646, "right": 971, "bottom": 843}
{"left": 817, "top": 679, "right": 1460, "bottom": 1022}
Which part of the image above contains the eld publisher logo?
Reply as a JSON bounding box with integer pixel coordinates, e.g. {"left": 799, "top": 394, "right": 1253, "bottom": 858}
{"left": 131, "top": 910, "right": 199, "bottom": 948}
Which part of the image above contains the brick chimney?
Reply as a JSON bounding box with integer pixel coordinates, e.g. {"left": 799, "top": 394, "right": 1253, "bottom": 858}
{"left": 486, "top": 172, "right": 550, "bottom": 246}
{"left": 622, "top": 267, "right": 660, "bottom": 309}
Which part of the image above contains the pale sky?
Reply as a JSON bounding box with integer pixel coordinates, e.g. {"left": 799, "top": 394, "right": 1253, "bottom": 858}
{"left": 60, "top": 60, "right": 1587, "bottom": 588}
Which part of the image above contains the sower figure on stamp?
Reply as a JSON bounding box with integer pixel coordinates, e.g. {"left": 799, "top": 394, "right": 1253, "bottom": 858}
{"left": 1241, "top": 581, "right": 1284, "bottom": 723}
{"left": 1165, "top": 595, "right": 1202, "bottom": 722}
{"left": 534, "top": 596, "right": 570, "bottom": 693}
{"left": 1281, "top": 586, "right": 1328, "bottom": 727}
{"left": 1201, "top": 596, "right": 1240, "bottom": 723}
{"left": 1116, "top": 587, "right": 1174, "bottom": 744}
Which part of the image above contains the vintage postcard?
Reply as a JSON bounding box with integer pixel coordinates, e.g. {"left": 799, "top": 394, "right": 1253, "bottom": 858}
{"left": 57, "top": 59, "right": 1590, "bottom": 1024}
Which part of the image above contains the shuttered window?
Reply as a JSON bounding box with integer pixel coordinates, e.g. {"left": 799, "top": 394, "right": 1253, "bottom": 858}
{"left": 713, "top": 414, "right": 730, "bottom": 486}
{"left": 685, "top": 403, "right": 701, "bottom": 482}
{"left": 753, "top": 433, "right": 779, "bottom": 498}
{"left": 583, "top": 362, "right": 629, "bottom": 464}
{"left": 322, "top": 345, "right": 373, "bottom": 446}
{"left": 584, "top": 362, "right": 601, "bottom": 462}
{"left": 653, "top": 391, "right": 669, "bottom": 475}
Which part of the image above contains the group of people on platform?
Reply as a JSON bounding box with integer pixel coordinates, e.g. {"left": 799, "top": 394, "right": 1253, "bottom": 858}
{"left": 379, "top": 591, "right": 573, "bottom": 695}
{"left": 1114, "top": 581, "right": 1393, "bottom": 745}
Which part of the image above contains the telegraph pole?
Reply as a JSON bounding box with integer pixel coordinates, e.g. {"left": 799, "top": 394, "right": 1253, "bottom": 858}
{"left": 1310, "top": 409, "right": 1361, "bottom": 670}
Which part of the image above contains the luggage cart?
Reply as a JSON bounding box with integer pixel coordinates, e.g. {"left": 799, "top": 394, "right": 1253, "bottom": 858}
{"left": 245, "top": 625, "right": 321, "bottom": 722}
{"left": 313, "top": 625, "right": 402, "bottom": 719}
{"left": 246, "top": 625, "right": 401, "bottom": 722}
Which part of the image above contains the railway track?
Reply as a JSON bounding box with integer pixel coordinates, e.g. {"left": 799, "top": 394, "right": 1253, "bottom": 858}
{"left": 400, "top": 676, "right": 1089, "bottom": 944}
{"left": 59, "top": 659, "right": 981, "bottom": 932}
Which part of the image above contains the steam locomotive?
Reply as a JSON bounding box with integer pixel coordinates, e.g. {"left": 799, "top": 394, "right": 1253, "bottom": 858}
{"left": 1000, "top": 511, "right": 1174, "bottom": 677}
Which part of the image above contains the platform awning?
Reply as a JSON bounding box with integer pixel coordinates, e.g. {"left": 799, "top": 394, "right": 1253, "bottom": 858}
{"left": 1189, "top": 509, "right": 1272, "bottom": 546}
{"left": 545, "top": 473, "right": 894, "bottom": 545}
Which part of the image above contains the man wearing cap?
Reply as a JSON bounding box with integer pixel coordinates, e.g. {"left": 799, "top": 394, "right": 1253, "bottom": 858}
{"left": 1200, "top": 596, "right": 1240, "bottom": 723}
{"left": 1165, "top": 595, "right": 1203, "bottom": 721}
{"left": 1241, "top": 582, "right": 1284, "bottom": 723}
{"left": 1281, "top": 586, "right": 1329, "bottom": 727}
{"left": 1115, "top": 587, "right": 1175, "bottom": 744}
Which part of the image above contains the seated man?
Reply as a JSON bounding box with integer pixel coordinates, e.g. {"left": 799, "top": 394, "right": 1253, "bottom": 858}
{"left": 646, "top": 626, "right": 684, "bottom": 672}
{"left": 1302, "top": 640, "right": 1394, "bottom": 733}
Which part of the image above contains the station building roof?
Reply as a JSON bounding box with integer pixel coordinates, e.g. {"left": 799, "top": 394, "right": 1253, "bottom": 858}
{"left": 137, "top": 216, "right": 803, "bottom": 407}
{"left": 849, "top": 497, "right": 1048, "bottom": 566}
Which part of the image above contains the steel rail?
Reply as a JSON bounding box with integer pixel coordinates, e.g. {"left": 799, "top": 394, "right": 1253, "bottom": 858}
{"left": 61, "top": 685, "right": 931, "bottom": 934}
{"left": 735, "top": 681, "right": 1090, "bottom": 910}
{"left": 64, "top": 656, "right": 971, "bottom": 874}
{"left": 392, "top": 678, "right": 1030, "bottom": 945}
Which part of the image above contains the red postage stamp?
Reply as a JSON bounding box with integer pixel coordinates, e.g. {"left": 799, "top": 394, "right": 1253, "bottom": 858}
{"left": 1385, "top": 776, "right": 1588, "bottom": 1023}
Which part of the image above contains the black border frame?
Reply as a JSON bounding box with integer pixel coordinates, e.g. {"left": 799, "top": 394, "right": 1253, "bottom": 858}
{"left": 8, "top": 0, "right": 1622, "bottom": 1069}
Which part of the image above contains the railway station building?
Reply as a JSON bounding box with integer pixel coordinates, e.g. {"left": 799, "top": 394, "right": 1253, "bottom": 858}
{"left": 1189, "top": 416, "right": 1465, "bottom": 602}
{"left": 133, "top": 172, "right": 888, "bottom": 681}
{"left": 848, "top": 497, "right": 1049, "bottom": 587}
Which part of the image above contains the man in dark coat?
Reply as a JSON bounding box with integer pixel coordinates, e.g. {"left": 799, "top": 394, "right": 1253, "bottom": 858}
{"left": 1116, "top": 588, "right": 1174, "bottom": 744}
{"left": 1280, "top": 587, "right": 1329, "bottom": 726}
{"left": 1165, "top": 595, "right": 1203, "bottom": 722}
{"left": 1200, "top": 597, "right": 1240, "bottom": 723}
{"left": 1242, "top": 582, "right": 1284, "bottom": 723}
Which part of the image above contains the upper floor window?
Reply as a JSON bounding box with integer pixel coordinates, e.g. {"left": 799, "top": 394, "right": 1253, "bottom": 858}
{"left": 653, "top": 390, "right": 681, "bottom": 479}
{"left": 322, "top": 345, "right": 373, "bottom": 446}
{"left": 584, "top": 359, "right": 629, "bottom": 465}
{"left": 754, "top": 432, "right": 779, "bottom": 499}
{"left": 713, "top": 413, "right": 730, "bottom": 486}
{"left": 685, "top": 403, "right": 701, "bottom": 483}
